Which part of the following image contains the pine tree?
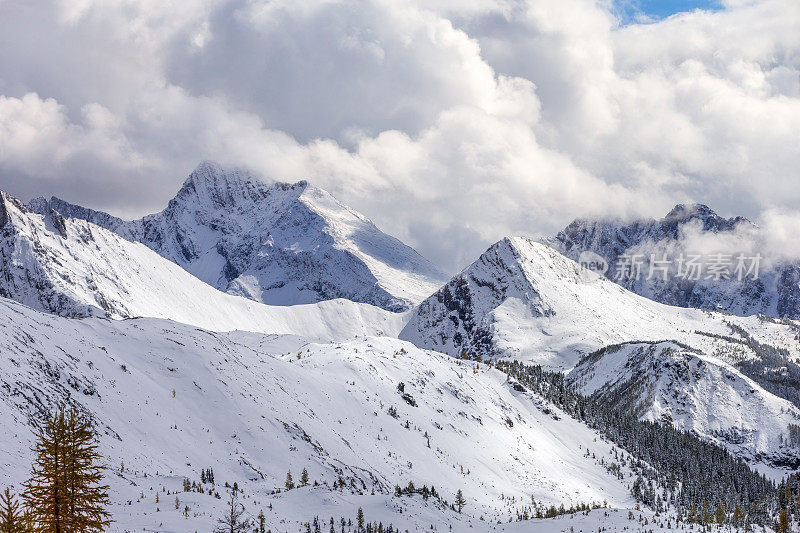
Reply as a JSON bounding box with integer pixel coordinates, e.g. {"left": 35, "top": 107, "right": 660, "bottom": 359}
{"left": 733, "top": 505, "right": 744, "bottom": 527}
{"left": 64, "top": 410, "right": 110, "bottom": 532}
{"left": 356, "top": 507, "right": 364, "bottom": 530}
{"left": 213, "top": 488, "right": 251, "bottom": 533}
{"left": 23, "top": 411, "right": 67, "bottom": 533}
{"left": 454, "top": 490, "right": 466, "bottom": 513}
{"left": 715, "top": 502, "right": 726, "bottom": 526}
{"left": 23, "top": 409, "right": 111, "bottom": 532}
{"left": 0, "top": 487, "right": 28, "bottom": 533}
{"left": 257, "top": 510, "right": 265, "bottom": 533}
{"left": 776, "top": 508, "right": 789, "bottom": 533}
{"left": 285, "top": 471, "right": 294, "bottom": 491}
{"left": 300, "top": 468, "right": 309, "bottom": 487}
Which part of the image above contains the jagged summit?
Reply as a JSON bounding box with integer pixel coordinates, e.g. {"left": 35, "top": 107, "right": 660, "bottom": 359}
{"left": 173, "top": 160, "right": 287, "bottom": 209}
{"left": 26, "top": 161, "right": 447, "bottom": 311}
{"left": 661, "top": 203, "right": 749, "bottom": 233}
{"left": 401, "top": 233, "right": 798, "bottom": 365}
{"left": 400, "top": 235, "right": 684, "bottom": 366}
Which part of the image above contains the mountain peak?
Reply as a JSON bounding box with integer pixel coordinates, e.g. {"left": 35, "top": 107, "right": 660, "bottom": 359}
{"left": 175, "top": 160, "right": 318, "bottom": 210}
{"left": 661, "top": 202, "right": 749, "bottom": 233}
{"left": 663, "top": 203, "right": 716, "bottom": 223}
{"left": 175, "top": 160, "right": 296, "bottom": 210}
{"left": 547, "top": 201, "right": 799, "bottom": 318}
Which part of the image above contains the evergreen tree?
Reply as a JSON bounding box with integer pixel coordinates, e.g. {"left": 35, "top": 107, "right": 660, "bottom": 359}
{"left": 356, "top": 507, "right": 364, "bottom": 530}
{"left": 285, "top": 471, "right": 294, "bottom": 491}
{"left": 715, "top": 502, "right": 726, "bottom": 525}
{"left": 0, "top": 487, "right": 28, "bottom": 533}
{"left": 23, "top": 409, "right": 111, "bottom": 532}
{"left": 776, "top": 508, "right": 789, "bottom": 533}
{"left": 454, "top": 490, "right": 466, "bottom": 513}
{"left": 213, "top": 488, "right": 251, "bottom": 533}
{"left": 257, "top": 510, "right": 265, "bottom": 533}
{"left": 300, "top": 468, "right": 309, "bottom": 487}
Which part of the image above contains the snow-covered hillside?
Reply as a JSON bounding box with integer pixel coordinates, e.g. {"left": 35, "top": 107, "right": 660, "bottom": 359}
{"left": 0, "top": 190, "right": 403, "bottom": 340}
{"left": 401, "top": 236, "right": 800, "bottom": 369}
{"left": 547, "top": 203, "right": 800, "bottom": 319}
{"left": 0, "top": 296, "right": 641, "bottom": 531}
{"left": 567, "top": 341, "right": 800, "bottom": 467}
{"left": 31, "top": 161, "right": 446, "bottom": 311}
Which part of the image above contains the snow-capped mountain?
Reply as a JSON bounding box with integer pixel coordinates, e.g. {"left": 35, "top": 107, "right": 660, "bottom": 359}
{"left": 547, "top": 203, "right": 800, "bottom": 319}
{"left": 400, "top": 235, "right": 800, "bottom": 369}
{"left": 567, "top": 341, "right": 800, "bottom": 467}
{"left": 400, "top": 236, "right": 800, "bottom": 463}
{"left": 0, "top": 189, "right": 403, "bottom": 339}
{"left": 30, "top": 161, "right": 446, "bottom": 312}
{"left": 0, "top": 296, "right": 638, "bottom": 531}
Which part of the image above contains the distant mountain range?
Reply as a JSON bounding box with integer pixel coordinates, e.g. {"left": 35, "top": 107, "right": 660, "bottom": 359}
{"left": 546, "top": 203, "right": 800, "bottom": 318}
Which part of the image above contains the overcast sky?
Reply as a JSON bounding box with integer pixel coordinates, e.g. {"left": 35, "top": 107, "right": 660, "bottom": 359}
{"left": 0, "top": 0, "right": 798, "bottom": 271}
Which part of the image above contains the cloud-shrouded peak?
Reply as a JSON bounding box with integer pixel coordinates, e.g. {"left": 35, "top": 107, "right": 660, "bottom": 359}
{"left": 661, "top": 203, "right": 749, "bottom": 233}
{"left": 175, "top": 160, "right": 285, "bottom": 210}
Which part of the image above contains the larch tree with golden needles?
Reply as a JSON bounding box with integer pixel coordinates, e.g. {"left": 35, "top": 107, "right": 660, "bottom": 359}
{"left": 23, "top": 408, "right": 111, "bottom": 532}
{"left": 0, "top": 487, "right": 29, "bottom": 533}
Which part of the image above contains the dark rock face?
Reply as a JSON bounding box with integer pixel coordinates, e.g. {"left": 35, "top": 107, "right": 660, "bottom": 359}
{"left": 0, "top": 193, "right": 8, "bottom": 229}
{"left": 549, "top": 204, "right": 800, "bottom": 319}
{"left": 401, "top": 237, "right": 553, "bottom": 359}
{"left": 50, "top": 210, "right": 68, "bottom": 238}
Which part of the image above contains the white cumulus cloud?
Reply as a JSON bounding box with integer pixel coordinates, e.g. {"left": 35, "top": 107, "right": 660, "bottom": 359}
{"left": 0, "top": 0, "right": 798, "bottom": 271}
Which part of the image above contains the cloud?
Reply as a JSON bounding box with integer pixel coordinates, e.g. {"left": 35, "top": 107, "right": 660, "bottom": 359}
{"left": 0, "top": 0, "right": 798, "bottom": 271}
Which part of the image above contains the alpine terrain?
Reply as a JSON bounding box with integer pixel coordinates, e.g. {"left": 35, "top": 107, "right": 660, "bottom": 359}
{"left": 29, "top": 161, "right": 446, "bottom": 312}
{"left": 0, "top": 188, "right": 404, "bottom": 339}
{"left": 1, "top": 166, "right": 799, "bottom": 531}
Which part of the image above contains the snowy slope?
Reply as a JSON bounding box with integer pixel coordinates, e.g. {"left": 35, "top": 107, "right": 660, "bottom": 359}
{"left": 400, "top": 236, "right": 800, "bottom": 370}
{"left": 547, "top": 203, "right": 800, "bottom": 319}
{"left": 0, "top": 296, "right": 640, "bottom": 531}
{"left": 0, "top": 190, "right": 403, "bottom": 340}
{"left": 32, "top": 161, "right": 446, "bottom": 311}
{"left": 567, "top": 341, "right": 800, "bottom": 467}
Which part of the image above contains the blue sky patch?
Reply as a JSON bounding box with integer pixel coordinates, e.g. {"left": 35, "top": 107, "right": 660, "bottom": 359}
{"left": 615, "top": 0, "right": 723, "bottom": 23}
